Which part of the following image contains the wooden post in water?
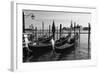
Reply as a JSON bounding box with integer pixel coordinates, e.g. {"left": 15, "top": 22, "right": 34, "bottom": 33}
{"left": 74, "top": 22, "right": 76, "bottom": 36}
{"left": 40, "top": 29, "right": 41, "bottom": 36}
{"left": 37, "top": 28, "right": 38, "bottom": 39}
{"left": 57, "top": 26, "right": 58, "bottom": 40}
{"left": 74, "top": 22, "right": 76, "bottom": 59}
{"left": 22, "top": 12, "right": 25, "bottom": 33}
{"left": 88, "top": 23, "right": 91, "bottom": 59}
{"left": 29, "top": 24, "right": 34, "bottom": 42}
{"left": 31, "top": 24, "right": 34, "bottom": 35}
{"left": 32, "top": 26, "right": 34, "bottom": 42}
{"left": 32, "top": 26, "right": 34, "bottom": 33}
{"left": 79, "top": 25, "right": 80, "bottom": 54}
{"left": 59, "top": 24, "right": 62, "bottom": 38}
{"left": 35, "top": 27, "right": 37, "bottom": 41}
{"left": 70, "top": 21, "right": 73, "bottom": 35}
{"left": 42, "top": 21, "right": 44, "bottom": 36}
{"left": 49, "top": 25, "right": 51, "bottom": 37}
{"left": 52, "top": 20, "right": 56, "bottom": 40}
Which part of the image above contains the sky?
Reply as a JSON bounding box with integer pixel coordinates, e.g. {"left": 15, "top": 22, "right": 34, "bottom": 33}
{"left": 23, "top": 10, "right": 91, "bottom": 30}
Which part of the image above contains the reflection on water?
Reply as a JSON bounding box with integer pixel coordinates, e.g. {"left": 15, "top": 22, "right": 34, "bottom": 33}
{"left": 80, "top": 34, "right": 88, "bottom": 50}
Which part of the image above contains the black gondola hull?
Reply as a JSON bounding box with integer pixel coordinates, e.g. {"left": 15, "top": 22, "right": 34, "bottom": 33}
{"left": 28, "top": 44, "right": 52, "bottom": 57}
{"left": 55, "top": 43, "right": 75, "bottom": 54}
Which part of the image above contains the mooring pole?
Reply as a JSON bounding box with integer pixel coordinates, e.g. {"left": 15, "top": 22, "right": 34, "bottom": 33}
{"left": 39, "top": 29, "right": 41, "bottom": 36}
{"left": 32, "top": 26, "right": 34, "bottom": 42}
{"left": 49, "top": 25, "right": 51, "bottom": 37}
{"left": 32, "top": 26, "right": 34, "bottom": 34}
{"left": 70, "top": 21, "right": 73, "bottom": 35}
{"left": 52, "top": 20, "right": 56, "bottom": 40}
{"left": 79, "top": 25, "right": 80, "bottom": 54}
{"left": 22, "top": 12, "right": 25, "bottom": 33}
{"left": 35, "top": 27, "right": 37, "bottom": 41}
{"left": 88, "top": 23, "right": 91, "bottom": 59}
{"left": 74, "top": 22, "right": 76, "bottom": 36}
{"left": 42, "top": 21, "right": 44, "bottom": 36}
{"left": 59, "top": 24, "right": 62, "bottom": 38}
{"left": 74, "top": 22, "right": 76, "bottom": 59}
{"left": 57, "top": 26, "right": 58, "bottom": 40}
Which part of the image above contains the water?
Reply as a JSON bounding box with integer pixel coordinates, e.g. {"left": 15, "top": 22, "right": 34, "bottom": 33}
{"left": 23, "top": 30, "right": 90, "bottom": 62}
{"left": 80, "top": 34, "right": 88, "bottom": 50}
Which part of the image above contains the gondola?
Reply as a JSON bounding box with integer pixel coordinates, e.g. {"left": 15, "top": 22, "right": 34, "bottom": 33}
{"left": 28, "top": 33, "right": 75, "bottom": 55}
{"left": 54, "top": 42, "right": 75, "bottom": 60}
{"left": 28, "top": 33, "right": 79, "bottom": 60}
{"left": 27, "top": 35, "right": 69, "bottom": 59}
{"left": 28, "top": 43, "right": 52, "bottom": 57}
{"left": 55, "top": 42, "right": 75, "bottom": 54}
{"left": 54, "top": 34, "right": 79, "bottom": 54}
{"left": 55, "top": 34, "right": 71, "bottom": 46}
{"left": 38, "top": 34, "right": 70, "bottom": 44}
{"left": 38, "top": 35, "right": 53, "bottom": 43}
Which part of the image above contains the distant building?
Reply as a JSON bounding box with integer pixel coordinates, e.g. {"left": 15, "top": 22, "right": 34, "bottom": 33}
{"left": 83, "top": 27, "right": 90, "bottom": 31}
